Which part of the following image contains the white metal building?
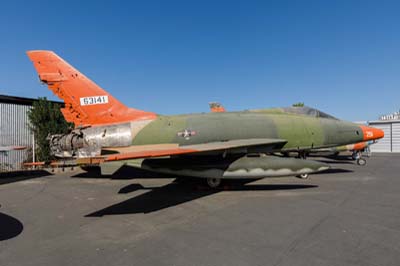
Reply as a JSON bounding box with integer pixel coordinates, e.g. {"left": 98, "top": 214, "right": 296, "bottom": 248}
{"left": 369, "top": 119, "right": 400, "bottom": 153}
{"left": 0, "top": 95, "right": 34, "bottom": 171}
{"left": 0, "top": 95, "right": 63, "bottom": 171}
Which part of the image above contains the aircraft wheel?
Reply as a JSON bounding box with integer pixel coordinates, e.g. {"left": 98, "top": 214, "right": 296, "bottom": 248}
{"left": 296, "top": 173, "right": 309, "bottom": 179}
{"left": 206, "top": 178, "right": 222, "bottom": 188}
{"left": 357, "top": 158, "right": 367, "bottom": 166}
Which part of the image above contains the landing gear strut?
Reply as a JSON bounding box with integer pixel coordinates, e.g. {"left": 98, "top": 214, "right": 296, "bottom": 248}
{"left": 352, "top": 151, "right": 361, "bottom": 160}
{"left": 298, "top": 151, "right": 307, "bottom": 160}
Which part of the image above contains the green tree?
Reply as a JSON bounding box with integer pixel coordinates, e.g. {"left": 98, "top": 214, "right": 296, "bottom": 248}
{"left": 28, "top": 98, "right": 72, "bottom": 162}
{"left": 292, "top": 102, "right": 305, "bottom": 107}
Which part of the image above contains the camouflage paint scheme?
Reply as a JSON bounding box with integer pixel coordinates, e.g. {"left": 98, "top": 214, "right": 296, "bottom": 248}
{"left": 131, "top": 112, "right": 362, "bottom": 151}
{"left": 207, "top": 103, "right": 374, "bottom": 160}
{"left": 206, "top": 104, "right": 369, "bottom": 153}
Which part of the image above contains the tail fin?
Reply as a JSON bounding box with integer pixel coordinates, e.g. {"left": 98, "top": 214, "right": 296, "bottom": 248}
{"left": 27, "top": 50, "right": 156, "bottom": 127}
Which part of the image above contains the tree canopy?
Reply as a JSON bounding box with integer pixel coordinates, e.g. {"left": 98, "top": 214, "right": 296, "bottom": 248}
{"left": 27, "top": 98, "right": 72, "bottom": 162}
{"left": 292, "top": 102, "right": 305, "bottom": 107}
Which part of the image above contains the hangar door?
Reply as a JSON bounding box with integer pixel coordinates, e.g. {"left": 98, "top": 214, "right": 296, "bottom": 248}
{"left": 391, "top": 123, "right": 400, "bottom": 152}
{"left": 370, "top": 123, "right": 391, "bottom": 152}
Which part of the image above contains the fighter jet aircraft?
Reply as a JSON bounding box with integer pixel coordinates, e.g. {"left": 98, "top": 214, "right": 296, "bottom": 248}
{"left": 27, "top": 51, "right": 384, "bottom": 188}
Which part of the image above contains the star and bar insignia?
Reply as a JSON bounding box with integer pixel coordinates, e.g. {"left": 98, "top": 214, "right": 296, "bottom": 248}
{"left": 177, "top": 129, "right": 197, "bottom": 140}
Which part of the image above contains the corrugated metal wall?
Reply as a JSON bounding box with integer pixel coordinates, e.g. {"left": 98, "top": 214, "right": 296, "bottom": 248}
{"left": 391, "top": 123, "right": 400, "bottom": 152}
{"left": 0, "top": 103, "right": 33, "bottom": 171}
{"left": 369, "top": 123, "right": 391, "bottom": 152}
{"left": 369, "top": 121, "right": 400, "bottom": 153}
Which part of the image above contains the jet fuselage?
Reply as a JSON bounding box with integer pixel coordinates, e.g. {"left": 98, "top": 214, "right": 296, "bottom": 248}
{"left": 51, "top": 111, "right": 373, "bottom": 159}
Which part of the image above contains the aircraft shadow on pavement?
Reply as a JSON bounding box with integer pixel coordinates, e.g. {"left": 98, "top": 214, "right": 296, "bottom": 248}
{"left": 0, "top": 170, "right": 52, "bottom": 185}
{"left": 316, "top": 159, "right": 356, "bottom": 165}
{"left": 321, "top": 168, "right": 354, "bottom": 174}
{"left": 72, "top": 165, "right": 173, "bottom": 180}
{"left": 0, "top": 211, "right": 23, "bottom": 241}
{"left": 86, "top": 180, "right": 318, "bottom": 216}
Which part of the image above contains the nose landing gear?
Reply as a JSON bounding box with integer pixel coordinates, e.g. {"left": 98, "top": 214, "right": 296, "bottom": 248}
{"left": 352, "top": 151, "right": 367, "bottom": 166}
{"left": 357, "top": 158, "right": 367, "bottom": 166}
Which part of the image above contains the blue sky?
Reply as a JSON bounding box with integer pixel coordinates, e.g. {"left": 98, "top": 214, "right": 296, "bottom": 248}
{"left": 0, "top": 0, "right": 399, "bottom": 121}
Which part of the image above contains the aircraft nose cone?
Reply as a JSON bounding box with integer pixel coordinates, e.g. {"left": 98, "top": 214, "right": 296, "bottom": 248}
{"left": 360, "top": 125, "right": 384, "bottom": 141}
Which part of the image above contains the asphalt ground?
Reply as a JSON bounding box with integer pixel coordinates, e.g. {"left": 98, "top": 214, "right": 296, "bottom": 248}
{"left": 0, "top": 154, "right": 399, "bottom": 266}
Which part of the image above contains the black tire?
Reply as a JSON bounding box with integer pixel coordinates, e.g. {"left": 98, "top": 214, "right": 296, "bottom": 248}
{"left": 206, "top": 178, "right": 222, "bottom": 188}
{"left": 357, "top": 158, "right": 367, "bottom": 166}
{"left": 296, "top": 173, "right": 309, "bottom": 179}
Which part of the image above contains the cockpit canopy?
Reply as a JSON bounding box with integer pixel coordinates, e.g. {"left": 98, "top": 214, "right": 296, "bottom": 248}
{"left": 250, "top": 106, "right": 338, "bottom": 120}
{"left": 281, "top": 106, "right": 338, "bottom": 120}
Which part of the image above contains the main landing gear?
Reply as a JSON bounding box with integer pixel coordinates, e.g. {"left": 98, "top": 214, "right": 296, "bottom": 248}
{"left": 206, "top": 178, "right": 222, "bottom": 189}
{"left": 296, "top": 173, "right": 309, "bottom": 179}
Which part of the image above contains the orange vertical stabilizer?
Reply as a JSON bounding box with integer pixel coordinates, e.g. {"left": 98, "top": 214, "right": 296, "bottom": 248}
{"left": 27, "top": 50, "right": 156, "bottom": 127}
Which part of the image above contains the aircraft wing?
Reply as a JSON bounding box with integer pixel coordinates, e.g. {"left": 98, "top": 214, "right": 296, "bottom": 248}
{"left": 78, "top": 138, "right": 287, "bottom": 164}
